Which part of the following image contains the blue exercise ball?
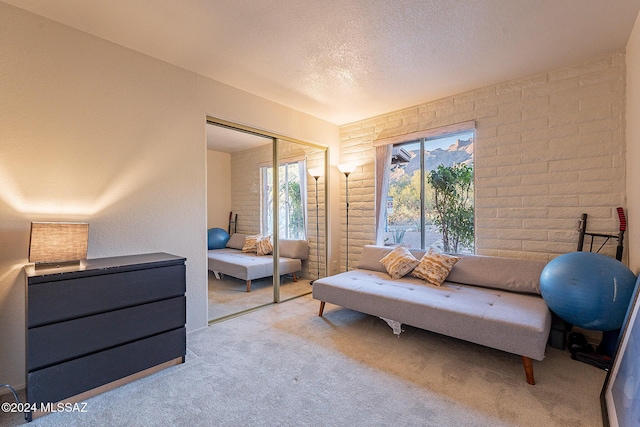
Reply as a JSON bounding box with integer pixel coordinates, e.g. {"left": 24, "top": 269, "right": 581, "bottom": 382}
{"left": 207, "top": 228, "right": 230, "bottom": 250}
{"left": 540, "top": 252, "right": 637, "bottom": 331}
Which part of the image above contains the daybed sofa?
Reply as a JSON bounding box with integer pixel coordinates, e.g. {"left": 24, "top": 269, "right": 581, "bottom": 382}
{"left": 312, "top": 245, "right": 552, "bottom": 385}
{"left": 208, "top": 233, "right": 309, "bottom": 292}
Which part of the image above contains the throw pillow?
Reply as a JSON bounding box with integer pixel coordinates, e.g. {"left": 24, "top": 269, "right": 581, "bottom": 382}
{"left": 412, "top": 248, "right": 460, "bottom": 286}
{"left": 379, "top": 246, "right": 419, "bottom": 279}
{"left": 241, "top": 234, "right": 261, "bottom": 253}
{"left": 256, "top": 235, "right": 273, "bottom": 256}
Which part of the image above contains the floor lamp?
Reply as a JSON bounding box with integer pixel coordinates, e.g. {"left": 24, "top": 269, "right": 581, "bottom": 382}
{"left": 308, "top": 168, "right": 323, "bottom": 284}
{"left": 338, "top": 164, "right": 356, "bottom": 271}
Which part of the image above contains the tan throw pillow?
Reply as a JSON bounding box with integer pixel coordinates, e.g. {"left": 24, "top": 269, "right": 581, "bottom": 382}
{"left": 256, "top": 235, "right": 273, "bottom": 256}
{"left": 412, "top": 248, "right": 460, "bottom": 286}
{"left": 379, "top": 246, "right": 419, "bottom": 279}
{"left": 241, "top": 234, "right": 261, "bottom": 253}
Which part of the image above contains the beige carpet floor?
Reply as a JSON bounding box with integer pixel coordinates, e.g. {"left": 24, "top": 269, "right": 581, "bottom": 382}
{"left": 2, "top": 294, "right": 606, "bottom": 426}
{"left": 208, "top": 271, "right": 312, "bottom": 321}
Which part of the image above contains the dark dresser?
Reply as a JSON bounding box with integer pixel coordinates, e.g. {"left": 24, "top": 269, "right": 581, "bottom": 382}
{"left": 24, "top": 252, "right": 186, "bottom": 421}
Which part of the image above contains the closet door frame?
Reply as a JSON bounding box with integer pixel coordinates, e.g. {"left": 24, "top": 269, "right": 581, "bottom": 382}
{"left": 206, "top": 116, "right": 328, "bottom": 304}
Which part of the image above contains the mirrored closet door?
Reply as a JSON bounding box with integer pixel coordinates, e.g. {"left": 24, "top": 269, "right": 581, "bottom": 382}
{"left": 206, "top": 123, "right": 274, "bottom": 321}
{"left": 273, "top": 138, "right": 326, "bottom": 302}
{"left": 206, "top": 119, "right": 327, "bottom": 322}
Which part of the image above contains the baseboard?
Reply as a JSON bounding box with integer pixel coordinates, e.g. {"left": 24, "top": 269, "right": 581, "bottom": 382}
{"left": 31, "top": 357, "right": 183, "bottom": 420}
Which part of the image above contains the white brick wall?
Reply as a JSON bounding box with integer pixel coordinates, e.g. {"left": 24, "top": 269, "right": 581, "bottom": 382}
{"left": 339, "top": 52, "right": 626, "bottom": 265}
{"left": 230, "top": 144, "right": 270, "bottom": 235}
{"left": 230, "top": 141, "right": 326, "bottom": 278}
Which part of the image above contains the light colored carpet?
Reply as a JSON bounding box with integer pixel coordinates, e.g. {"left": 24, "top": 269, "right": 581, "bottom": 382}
{"left": 208, "top": 272, "right": 312, "bottom": 321}
{"left": 2, "top": 294, "right": 606, "bottom": 426}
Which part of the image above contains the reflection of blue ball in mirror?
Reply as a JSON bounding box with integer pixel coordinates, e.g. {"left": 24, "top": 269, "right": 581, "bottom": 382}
{"left": 207, "top": 228, "right": 230, "bottom": 250}
{"left": 540, "top": 252, "right": 637, "bottom": 331}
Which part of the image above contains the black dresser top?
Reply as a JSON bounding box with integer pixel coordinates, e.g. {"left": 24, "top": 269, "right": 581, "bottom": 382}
{"left": 25, "top": 252, "right": 186, "bottom": 284}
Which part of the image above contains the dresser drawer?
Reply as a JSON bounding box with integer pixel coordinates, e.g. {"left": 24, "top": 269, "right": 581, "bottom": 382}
{"left": 28, "top": 264, "right": 185, "bottom": 327}
{"left": 27, "top": 328, "right": 186, "bottom": 406}
{"left": 28, "top": 296, "right": 186, "bottom": 371}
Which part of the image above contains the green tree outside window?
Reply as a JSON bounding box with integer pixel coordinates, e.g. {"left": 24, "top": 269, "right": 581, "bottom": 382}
{"left": 427, "top": 164, "right": 474, "bottom": 253}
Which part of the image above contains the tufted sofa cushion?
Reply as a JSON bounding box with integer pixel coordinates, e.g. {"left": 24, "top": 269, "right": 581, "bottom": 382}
{"left": 446, "top": 254, "right": 546, "bottom": 295}
{"left": 226, "top": 233, "right": 309, "bottom": 260}
{"left": 226, "top": 233, "right": 247, "bottom": 250}
{"left": 357, "top": 245, "right": 545, "bottom": 295}
{"left": 211, "top": 234, "right": 309, "bottom": 283}
{"left": 208, "top": 248, "right": 301, "bottom": 281}
{"left": 358, "top": 245, "right": 424, "bottom": 272}
{"left": 280, "top": 238, "right": 309, "bottom": 260}
{"left": 312, "top": 268, "right": 551, "bottom": 361}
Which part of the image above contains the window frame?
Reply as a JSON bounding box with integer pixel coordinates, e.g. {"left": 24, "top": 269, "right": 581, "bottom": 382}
{"left": 261, "top": 159, "right": 308, "bottom": 240}
{"left": 382, "top": 124, "right": 476, "bottom": 253}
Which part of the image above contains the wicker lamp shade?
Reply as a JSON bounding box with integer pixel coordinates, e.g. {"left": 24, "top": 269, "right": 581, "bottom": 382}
{"left": 29, "top": 222, "right": 89, "bottom": 265}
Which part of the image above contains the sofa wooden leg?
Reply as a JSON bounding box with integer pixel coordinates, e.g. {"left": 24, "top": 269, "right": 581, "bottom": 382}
{"left": 522, "top": 356, "right": 535, "bottom": 385}
{"left": 246, "top": 280, "right": 251, "bottom": 292}
{"left": 292, "top": 272, "right": 298, "bottom": 282}
{"left": 318, "top": 301, "right": 325, "bottom": 316}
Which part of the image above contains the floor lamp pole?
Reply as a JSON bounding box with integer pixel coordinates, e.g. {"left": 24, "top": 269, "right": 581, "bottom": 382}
{"left": 338, "top": 164, "right": 355, "bottom": 272}
{"left": 315, "top": 176, "right": 320, "bottom": 281}
{"left": 309, "top": 173, "right": 320, "bottom": 285}
{"left": 344, "top": 172, "right": 350, "bottom": 271}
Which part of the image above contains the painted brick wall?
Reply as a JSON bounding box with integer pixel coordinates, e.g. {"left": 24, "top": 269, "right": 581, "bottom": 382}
{"left": 230, "top": 141, "right": 326, "bottom": 278}
{"left": 230, "top": 143, "right": 270, "bottom": 235}
{"left": 339, "top": 52, "right": 626, "bottom": 266}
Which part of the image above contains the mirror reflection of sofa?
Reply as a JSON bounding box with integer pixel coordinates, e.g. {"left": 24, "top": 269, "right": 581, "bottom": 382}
{"left": 207, "top": 233, "right": 309, "bottom": 292}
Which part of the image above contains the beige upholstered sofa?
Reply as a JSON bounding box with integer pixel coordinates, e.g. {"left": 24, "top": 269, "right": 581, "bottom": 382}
{"left": 312, "top": 245, "right": 552, "bottom": 385}
{"left": 208, "top": 233, "right": 309, "bottom": 292}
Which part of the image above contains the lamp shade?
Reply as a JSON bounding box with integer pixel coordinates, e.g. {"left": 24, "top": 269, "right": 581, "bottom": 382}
{"left": 338, "top": 163, "right": 356, "bottom": 175}
{"left": 29, "top": 222, "right": 89, "bottom": 264}
{"left": 308, "top": 167, "right": 323, "bottom": 179}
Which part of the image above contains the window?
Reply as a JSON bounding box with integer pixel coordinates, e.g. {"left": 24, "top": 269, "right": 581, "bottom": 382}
{"left": 262, "top": 161, "right": 307, "bottom": 240}
{"left": 385, "top": 130, "right": 474, "bottom": 253}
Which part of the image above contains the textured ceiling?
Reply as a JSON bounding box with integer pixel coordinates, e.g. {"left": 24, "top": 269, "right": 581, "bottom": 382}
{"left": 206, "top": 124, "right": 271, "bottom": 153}
{"left": 5, "top": 0, "right": 640, "bottom": 125}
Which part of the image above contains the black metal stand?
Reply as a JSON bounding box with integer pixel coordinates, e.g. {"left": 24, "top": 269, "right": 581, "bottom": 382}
{"left": 572, "top": 208, "right": 627, "bottom": 370}
{"left": 574, "top": 329, "right": 618, "bottom": 371}
{"left": 577, "top": 208, "right": 626, "bottom": 261}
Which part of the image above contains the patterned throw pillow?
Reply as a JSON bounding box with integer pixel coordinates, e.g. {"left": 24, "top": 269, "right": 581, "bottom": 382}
{"left": 379, "top": 246, "right": 419, "bottom": 279}
{"left": 412, "top": 248, "right": 460, "bottom": 286}
{"left": 241, "top": 234, "right": 261, "bottom": 253}
{"left": 256, "top": 235, "right": 273, "bottom": 256}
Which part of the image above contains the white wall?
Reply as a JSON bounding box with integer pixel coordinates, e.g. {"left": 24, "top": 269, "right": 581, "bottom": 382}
{"left": 196, "top": 76, "right": 341, "bottom": 277}
{"left": 627, "top": 12, "right": 640, "bottom": 275}
{"left": 206, "top": 151, "right": 232, "bottom": 230}
{"left": 0, "top": 3, "right": 339, "bottom": 389}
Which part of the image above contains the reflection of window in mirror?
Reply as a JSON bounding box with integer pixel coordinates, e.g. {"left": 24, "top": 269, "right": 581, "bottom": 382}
{"left": 261, "top": 160, "right": 308, "bottom": 240}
